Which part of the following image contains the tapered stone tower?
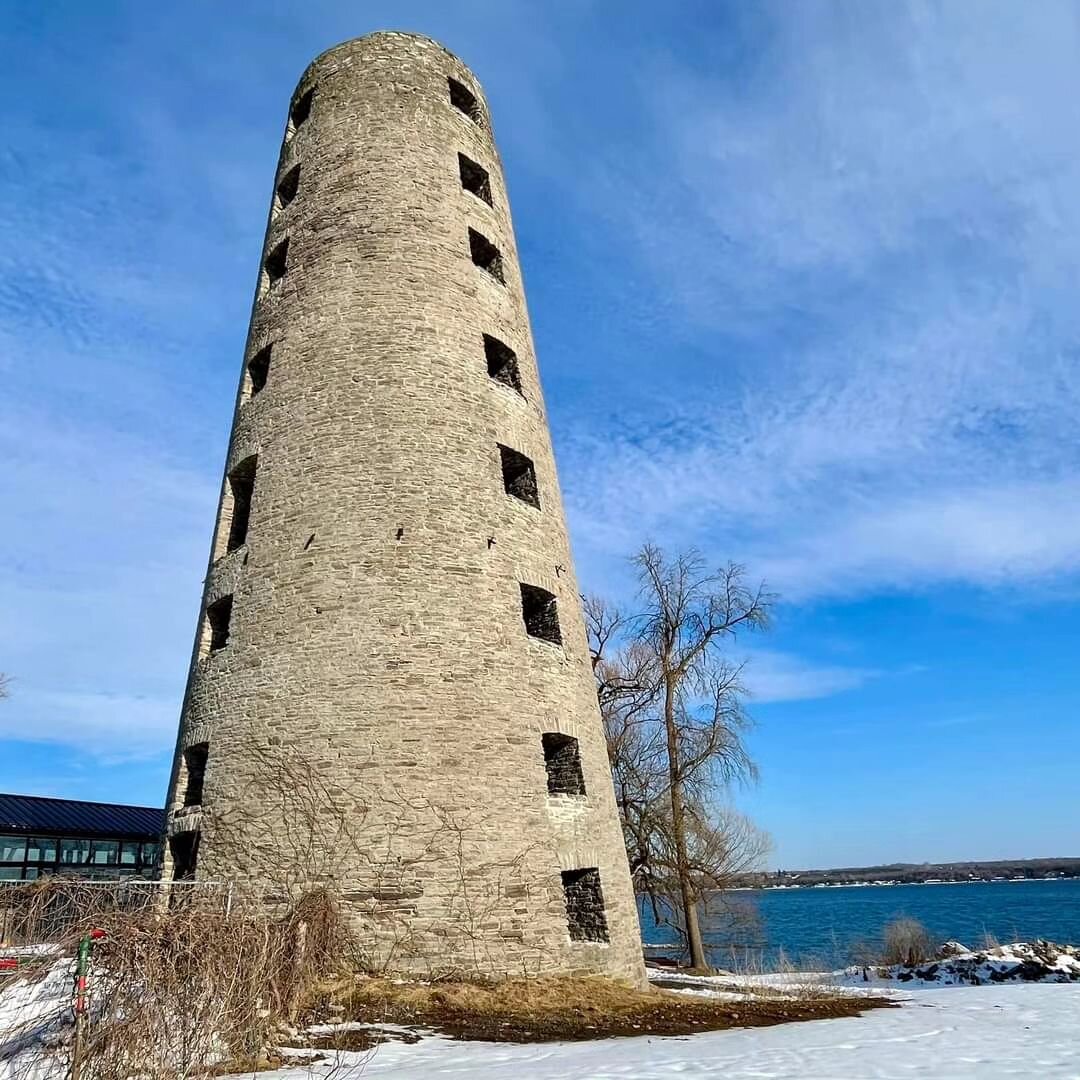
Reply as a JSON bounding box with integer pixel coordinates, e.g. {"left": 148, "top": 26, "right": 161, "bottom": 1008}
{"left": 163, "top": 31, "right": 644, "bottom": 983}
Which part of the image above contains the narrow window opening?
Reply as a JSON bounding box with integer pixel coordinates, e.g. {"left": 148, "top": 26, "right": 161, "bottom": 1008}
{"left": 182, "top": 743, "right": 209, "bottom": 807}
{"left": 226, "top": 456, "right": 257, "bottom": 552}
{"left": 484, "top": 335, "right": 523, "bottom": 394}
{"left": 275, "top": 163, "right": 301, "bottom": 211}
{"left": 468, "top": 228, "right": 504, "bottom": 284}
{"left": 247, "top": 344, "right": 271, "bottom": 397}
{"left": 561, "top": 867, "right": 609, "bottom": 942}
{"left": 520, "top": 584, "right": 561, "bottom": 645}
{"left": 289, "top": 87, "right": 314, "bottom": 132}
{"left": 458, "top": 153, "right": 492, "bottom": 206}
{"left": 264, "top": 236, "right": 289, "bottom": 288}
{"left": 448, "top": 77, "right": 483, "bottom": 125}
{"left": 542, "top": 734, "right": 586, "bottom": 796}
{"left": 169, "top": 831, "right": 200, "bottom": 882}
{"left": 498, "top": 445, "right": 540, "bottom": 509}
{"left": 205, "top": 595, "right": 233, "bottom": 654}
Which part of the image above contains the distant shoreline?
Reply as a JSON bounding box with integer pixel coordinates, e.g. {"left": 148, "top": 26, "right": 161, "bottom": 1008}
{"left": 731, "top": 874, "right": 1080, "bottom": 892}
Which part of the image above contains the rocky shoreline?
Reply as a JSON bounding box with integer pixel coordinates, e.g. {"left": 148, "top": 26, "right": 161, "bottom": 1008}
{"left": 861, "top": 940, "right": 1080, "bottom": 985}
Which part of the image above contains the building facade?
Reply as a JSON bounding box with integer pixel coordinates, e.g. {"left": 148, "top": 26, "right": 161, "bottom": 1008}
{"left": 163, "top": 32, "right": 644, "bottom": 983}
{"left": 0, "top": 794, "right": 162, "bottom": 881}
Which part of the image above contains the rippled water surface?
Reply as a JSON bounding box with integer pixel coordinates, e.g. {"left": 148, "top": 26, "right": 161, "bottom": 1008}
{"left": 641, "top": 878, "right": 1080, "bottom": 966}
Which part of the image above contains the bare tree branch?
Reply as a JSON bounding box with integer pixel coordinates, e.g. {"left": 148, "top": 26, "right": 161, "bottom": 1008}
{"left": 586, "top": 544, "right": 775, "bottom": 970}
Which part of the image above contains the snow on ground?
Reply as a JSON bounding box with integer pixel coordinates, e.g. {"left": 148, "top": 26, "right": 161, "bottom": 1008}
{"left": 0, "top": 959, "right": 73, "bottom": 1080}
{"left": 256, "top": 984, "right": 1080, "bottom": 1079}
{"left": 3, "top": 950, "right": 1079, "bottom": 1079}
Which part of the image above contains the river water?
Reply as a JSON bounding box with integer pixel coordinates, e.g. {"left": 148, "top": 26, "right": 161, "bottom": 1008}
{"left": 640, "top": 878, "right": 1080, "bottom": 967}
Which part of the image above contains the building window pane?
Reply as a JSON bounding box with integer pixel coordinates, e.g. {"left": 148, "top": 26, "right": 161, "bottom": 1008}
{"left": 90, "top": 841, "right": 120, "bottom": 866}
{"left": 0, "top": 867, "right": 23, "bottom": 880}
{"left": 26, "top": 837, "right": 57, "bottom": 863}
{"left": 141, "top": 842, "right": 162, "bottom": 868}
{"left": 0, "top": 835, "right": 26, "bottom": 862}
{"left": 60, "top": 839, "right": 90, "bottom": 865}
{"left": 120, "top": 842, "right": 140, "bottom": 866}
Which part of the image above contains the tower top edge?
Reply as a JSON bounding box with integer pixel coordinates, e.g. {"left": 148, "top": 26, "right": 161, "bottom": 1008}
{"left": 296, "top": 31, "right": 482, "bottom": 95}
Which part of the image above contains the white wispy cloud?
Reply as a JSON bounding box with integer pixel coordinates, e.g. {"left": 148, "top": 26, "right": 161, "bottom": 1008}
{"left": 0, "top": 687, "right": 180, "bottom": 761}
{"left": 560, "top": 1, "right": 1080, "bottom": 602}
{"left": 739, "top": 650, "right": 879, "bottom": 704}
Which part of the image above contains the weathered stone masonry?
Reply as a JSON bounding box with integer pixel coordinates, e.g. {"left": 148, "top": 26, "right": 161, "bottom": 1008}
{"left": 162, "top": 31, "right": 645, "bottom": 984}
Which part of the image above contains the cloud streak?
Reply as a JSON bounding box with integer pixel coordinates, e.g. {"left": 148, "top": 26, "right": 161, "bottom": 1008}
{"left": 740, "top": 650, "right": 879, "bottom": 704}
{"left": 559, "top": 0, "right": 1080, "bottom": 602}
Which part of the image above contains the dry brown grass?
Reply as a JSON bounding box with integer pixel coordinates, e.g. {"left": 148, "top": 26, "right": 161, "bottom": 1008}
{"left": 306, "top": 972, "right": 889, "bottom": 1044}
{"left": 882, "top": 918, "right": 937, "bottom": 967}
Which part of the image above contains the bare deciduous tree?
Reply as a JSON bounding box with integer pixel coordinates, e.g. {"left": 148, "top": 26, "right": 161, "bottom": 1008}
{"left": 588, "top": 545, "right": 773, "bottom": 970}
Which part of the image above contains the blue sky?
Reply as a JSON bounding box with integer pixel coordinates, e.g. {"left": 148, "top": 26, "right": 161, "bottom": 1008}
{"left": 2, "top": 1, "right": 1079, "bottom": 869}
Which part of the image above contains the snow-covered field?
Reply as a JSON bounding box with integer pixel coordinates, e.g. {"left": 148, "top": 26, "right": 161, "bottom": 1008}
{"left": 3, "top": 947, "right": 1079, "bottom": 1079}
{"left": 259, "top": 984, "right": 1080, "bottom": 1079}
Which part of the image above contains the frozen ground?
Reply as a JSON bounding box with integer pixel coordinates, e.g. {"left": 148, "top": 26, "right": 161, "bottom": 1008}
{"left": 259, "top": 984, "right": 1080, "bottom": 1079}
{"left": 3, "top": 952, "right": 1078, "bottom": 1079}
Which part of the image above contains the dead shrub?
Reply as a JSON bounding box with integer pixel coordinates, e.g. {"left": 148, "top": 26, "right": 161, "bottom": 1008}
{"left": 882, "top": 917, "right": 936, "bottom": 967}
{"left": 1, "top": 881, "right": 358, "bottom": 1080}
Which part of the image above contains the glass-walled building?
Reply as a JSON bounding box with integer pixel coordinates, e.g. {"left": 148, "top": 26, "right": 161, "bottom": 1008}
{"left": 0, "top": 793, "right": 163, "bottom": 881}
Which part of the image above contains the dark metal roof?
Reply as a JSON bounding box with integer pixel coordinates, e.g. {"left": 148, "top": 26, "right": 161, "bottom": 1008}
{"left": 0, "top": 793, "right": 164, "bottom": 839}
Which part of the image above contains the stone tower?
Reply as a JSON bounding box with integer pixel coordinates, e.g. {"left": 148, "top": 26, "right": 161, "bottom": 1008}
{"left": 163, "top": 31, "right": 644, "bottom": 983}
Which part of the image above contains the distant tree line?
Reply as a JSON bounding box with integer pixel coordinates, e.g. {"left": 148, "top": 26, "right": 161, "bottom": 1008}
{"left": 734, "top": 858, "right": 1080, "bottom": 888}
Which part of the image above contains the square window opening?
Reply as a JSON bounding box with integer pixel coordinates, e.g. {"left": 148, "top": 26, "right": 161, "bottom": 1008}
{"left": 498, "top": 444, "right": 540, "bottom": 509}
{"left": 289, "top": 87, "right": 314, "bottom": 132}
{"left": 542, "top": 733, "right": 586, "bottom": 796}
{"left": 264, "top": 236, "right": 289, "bottom": 288}
{"left": 561, "top": 867, "right": 609, "bottom": 942}
{"left": 468, "top": 228, "right": 504, "bottom": 284}
{"left": 169, "top": 831, "right": 200, "bottom": 882}
{"left": 206, "top": 595, "right": 233, "bottom": 654}
{"left": 458, "top": 153, "right": 492, "bottom": 205}
{"left": 520, "top": 583, "right": 561, "bottom": 645}
{"left": 247, "top": 344, "right": 272, "bottom": 397}
{"left": 483, "top": 334, "right": 523, "bottom": 394}
{"left": 226, "top": 456, "right": 257, "bottom": 552}
{"left": 448, "top": 77, "right": 483, "bottom": 125}
{"left": 275, "top": 163, "right": 301, "bottom": 210}
{"left": 183, "top": 742, "right": 209, "bottom": 807}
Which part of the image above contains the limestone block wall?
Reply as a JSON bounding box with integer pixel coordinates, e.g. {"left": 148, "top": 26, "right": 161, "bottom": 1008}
{"left": 162, "top": 31, "right": 645, "bottom": 985}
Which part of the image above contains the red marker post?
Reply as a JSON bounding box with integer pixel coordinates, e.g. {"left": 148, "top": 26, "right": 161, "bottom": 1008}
{"left": 71, "top": 929, "right": 106, "bottom": 1080}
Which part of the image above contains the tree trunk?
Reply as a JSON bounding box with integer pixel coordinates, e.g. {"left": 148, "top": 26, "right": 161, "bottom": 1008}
{"left": 662, "top": 673, "right": 708, "bottom": 971}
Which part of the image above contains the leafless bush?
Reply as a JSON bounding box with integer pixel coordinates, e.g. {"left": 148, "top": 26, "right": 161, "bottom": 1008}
{"left": 882, "top": 917, "right": 937, "bottom": 967}
{"left": 1, "top": 883, "right": 361, "bottom": 1080}
{"left": 0, "top": 878, "right": 192, "bottom": 947}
